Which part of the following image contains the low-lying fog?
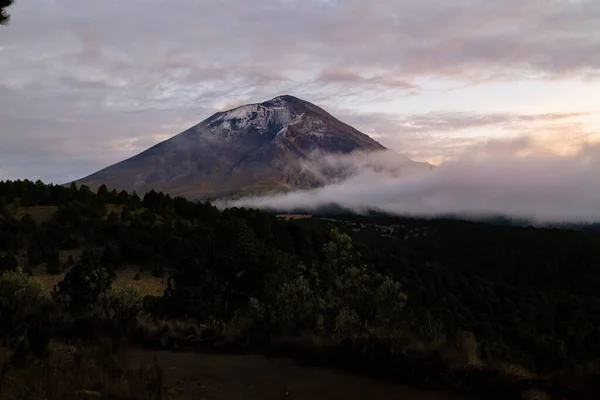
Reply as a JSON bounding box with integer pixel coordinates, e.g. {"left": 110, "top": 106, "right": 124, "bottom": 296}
{"left": 223, "top": 137, "right": 600, "bottom": 223}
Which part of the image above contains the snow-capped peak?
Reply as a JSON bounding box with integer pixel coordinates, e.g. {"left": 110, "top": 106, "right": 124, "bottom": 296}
{"left": 219, "top": 104, "right": 262, "bottom": 121}
{"left": 207, "top": 98, "right": 298, "bottom": 139}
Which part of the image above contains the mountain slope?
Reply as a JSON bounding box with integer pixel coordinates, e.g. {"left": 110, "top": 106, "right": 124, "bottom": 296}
{"left": 75, "top": 95, "right": 430, "bottom": 198}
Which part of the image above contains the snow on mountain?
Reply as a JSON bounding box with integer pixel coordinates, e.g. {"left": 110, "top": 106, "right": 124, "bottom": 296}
{"left": 74, "top": 95, "right": 431, "bottom": 199}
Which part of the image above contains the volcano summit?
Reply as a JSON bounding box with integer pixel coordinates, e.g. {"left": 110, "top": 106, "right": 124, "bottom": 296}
{"left": 75, "top": 95, "right": 430, "bottom": 198}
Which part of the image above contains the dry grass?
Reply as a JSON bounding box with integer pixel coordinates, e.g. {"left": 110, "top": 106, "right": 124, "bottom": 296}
{"left": 34, "top": 266, "right": 167, "bottom": 297}
{"left": 493, "top": 362, "right": 536, "bottom": 379}
{"left": 36, "top": 272, "right": 65, "bottom": 292}
{"left": 276, "top": 214, "right": 313, "bottom": 221}
{"left": 11, "top": 206, "right": 58, "bottom": 224}
{"left": 105, "top": 204, "right": 125, "bottom": 216}
{"left": 58, "top": 248, "right": 84, "bottom": 265}
{"left": 10, "top": 204, "right": 129, "bottom": 225}
{"left": 136, "top": 315, "right": 208, "bottom": 340}
{"left": 0, "top": 342, "right": 166, "bottom": 400}
{"left": 113, "top": 268, "right": 167, "bottom": 297}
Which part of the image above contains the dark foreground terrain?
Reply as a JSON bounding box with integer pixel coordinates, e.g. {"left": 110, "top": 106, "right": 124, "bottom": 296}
{"left": 126, "top": 349, "right": 464, "bottom": 400}
{"left": 2, "top": 180, "right": 600, "bottom": 399}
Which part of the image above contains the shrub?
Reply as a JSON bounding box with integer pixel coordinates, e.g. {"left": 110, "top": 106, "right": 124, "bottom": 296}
{"left": 151, "top": 265, "right": 164, "bottom": 278}
{"left": 142, "top": 295, "right": 166, "bottom": 317}
{"left": 0, "top": 251, "right": 18, "bottom": 272}
{"left": 27, "top": 244, "right": 42, "bottom": 267}
{"left": 0, "top": 341, "right": 167, "bottom": 399}
{"left": 27, "top": 324, "right": 51, "bottom": 359}
{"left": 0, "top": 267, "right": 50, "bottom": 335}
{"left": 46, "top": 259, "right": 63, "bottom": 275}
{"left": 109, "top": 286, "right": 143, "bottom": 323}
{"left": 0, "top": 267, "right": 49, "bottom": 306}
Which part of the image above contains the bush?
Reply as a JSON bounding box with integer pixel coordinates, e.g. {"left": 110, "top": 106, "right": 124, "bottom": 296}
{"left": 27, "top": 324, "right": 51, "bottom": 359}
{"left": 0, "top": 341, "right": 167, "bottom": 399}
{"left": 0, "top": 251, "right": 18, "bottom": 272}
{"left": 142, "top": 295, "right": 166, "bottom": 317}
{"left": 0, "top": 267, "right": 49, "bottom": 306}
{"left": 109, "top": 286, "right": 143, "bottom": 323}
{"left": 46, "top": 260, "right": 63, "bottom": 275}
{"left": 0, "top": 267, "right": 50, "bottom": 334}
{"left": 151, "top": 265, "right": 164, "bottom": 278}
{"left": 27, "top": 244, "right": 42, "bottom": 267}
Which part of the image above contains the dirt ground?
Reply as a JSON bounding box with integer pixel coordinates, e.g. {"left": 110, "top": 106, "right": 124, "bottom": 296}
{"left": 124, "top": 349, "right": 466, "bottom": 400}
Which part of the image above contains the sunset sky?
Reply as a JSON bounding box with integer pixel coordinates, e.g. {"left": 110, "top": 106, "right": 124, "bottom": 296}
{"left": 1, "top": 0, "right": 599, "bottom": 183}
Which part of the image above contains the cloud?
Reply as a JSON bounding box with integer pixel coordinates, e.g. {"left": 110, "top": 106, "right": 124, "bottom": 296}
{"left": 0, "top": 0, "right": 598, "bottom": 182}
{"left": 3, "top": 0, "right": 599, "bottom": 90}
{"left": 226, "top": 139, "right": 600, "bottom": 223}
{"left": 296, "top": 150, "right": 430, "bottom": 185}
{"left": 334, "top": 110, "right": 595, "bottom": 163}
{"left": 316, "top": 69, "right": 419, "bottom": 91}
{"left": 340, "top": 111, "right": 588, "bottom": 136}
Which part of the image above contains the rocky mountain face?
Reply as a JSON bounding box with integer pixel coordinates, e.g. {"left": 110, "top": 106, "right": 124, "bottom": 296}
{"left": 75, "top": 95, "right": 431, "bottom": 198}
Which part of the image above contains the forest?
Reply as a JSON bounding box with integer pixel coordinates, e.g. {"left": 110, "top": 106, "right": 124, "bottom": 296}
{"left": 1, "top": 179, "right": 600, "bottom": 398}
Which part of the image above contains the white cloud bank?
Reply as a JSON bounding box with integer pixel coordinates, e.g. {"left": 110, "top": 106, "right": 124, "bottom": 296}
{"left": 226, "top": 139, "right": 600, "bottom": 223}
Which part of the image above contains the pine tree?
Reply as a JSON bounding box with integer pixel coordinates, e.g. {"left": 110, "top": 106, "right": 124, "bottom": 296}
{"left": 96, "top": 184, "right": 109, "bottom": 200}
{"left": 58, "top": 248, "right": 115, "bottom": 314}
{"left": 45, "top": 251, "right": 62, "bottom": 275}
{"left": 0, "top": 251, "right": 18, "bottom": 272}
{"left": 27, "top": 242, "right": 42, "bottom": 267}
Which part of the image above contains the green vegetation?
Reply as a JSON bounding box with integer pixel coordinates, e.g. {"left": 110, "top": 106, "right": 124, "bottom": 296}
{"left": 2, "top": 179, "right": 600, "bottom": 398}
{"left": 314, "top": 214, "right": 600, "bottom": 373}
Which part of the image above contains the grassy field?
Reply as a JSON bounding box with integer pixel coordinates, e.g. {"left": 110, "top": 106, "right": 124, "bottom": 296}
{"left": 276, "top": 214, "right": 313, "bottom": 221}
{"left": 8, "top": 204, "right": 167, "bottom": 297}
{"left": 10, "top": 204, "right": 152, "bottom": 224}
{"left": 10, "top": 205, "right": 59, "bottom": 224}
{"left": 34, "top": 265, "right": 167, "bottom": 297}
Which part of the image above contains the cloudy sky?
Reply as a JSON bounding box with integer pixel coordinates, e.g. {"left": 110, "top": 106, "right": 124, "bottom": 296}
{"left": 1, "top": 0, "right": 599, "bottom": 183}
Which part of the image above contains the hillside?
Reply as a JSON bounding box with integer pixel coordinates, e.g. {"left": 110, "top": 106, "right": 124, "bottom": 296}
{"left": 2, "top": 180, "right": 600, "bottom": 398}
{"left": 74, "top": 95, "right": 430, "bottom": 198}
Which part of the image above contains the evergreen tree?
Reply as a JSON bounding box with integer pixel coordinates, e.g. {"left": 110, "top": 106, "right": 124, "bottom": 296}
{"left": 0, "top": 251, "right": 18, "bottom": 272}
{"left": 27, "top": 242, "right": 42, "bottom": 267}
{"left": 120, "top": 206, "right": 132, "bottom": 223}
{"left": 58, "top": 248, "right": 115, "bottom": 314}
{"left": 0, "top": 196, "right": 7, "bottom": 215}
{"left": 130, "top": 191, "right": 141, "bottom": 209}
{"left": 118, "top": 190, "right": 130, "bottom": 205}
{"left": 101, "top": 243, "right": 122, "bottom": 268}
{"left": 45, "top": 250, "right": 62, "bottom": 275}
{"left": 97, "top": 184, "right": 109, "bottom": 200}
